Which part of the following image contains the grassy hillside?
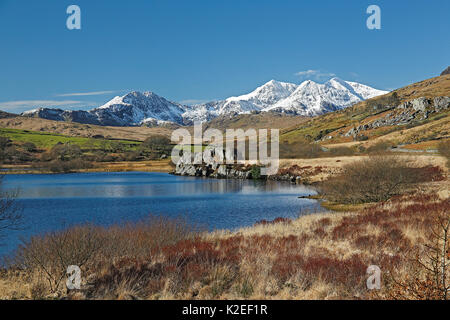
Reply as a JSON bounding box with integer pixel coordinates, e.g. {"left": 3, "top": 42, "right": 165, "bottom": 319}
{"left": 0, "top": 128, "right": 177, "bottom": 173}
{"left": 0, "top": 128, "right": 140, "bottom": 151}
{"left": 280, "top": 74, "right": 450, "bottom": 149}
{"left": 0, "top": 116, "right": 174, "bottom": 141}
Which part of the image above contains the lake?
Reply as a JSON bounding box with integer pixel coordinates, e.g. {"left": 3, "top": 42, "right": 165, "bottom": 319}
{"left": 0, "top": 172, "right": 322, "bottom": 257}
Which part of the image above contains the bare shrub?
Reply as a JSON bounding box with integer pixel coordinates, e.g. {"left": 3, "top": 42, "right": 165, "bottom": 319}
{"left": 141, "top": 135, "right": 171, "bottom": 150}
{"left": 366, "top": 141, "right": 393, "bottom": 154}
{"left": 320, "top": 156, "right": 418, "bottom": 204}
{"left": 30, "top": 282, "right": 48, "bottom": 300}
{"left": 385, "top": 207, "right": 449, "bottom": 300}
{"left": 39, "top": 159, "right": 93, "bottom": 173}
{"left": 49, "top": 143, "right": 82, "bottom": 161}
{"left": 21, "top": 142, "right": 37, "bottom": 153}
{"left": 97, "top": 215, "right": 200, "bottom": 260}
{"left": 0, "top": 175, "right": 22, "bottom": 243}
{"left": 16, "top": 225, "right": 104, "bottom": 293}
{"left": 437, "top": 139, "right": 450, "bottom": 168}
{"left": 12, "top": 215, "right": 198, "bottom": 295}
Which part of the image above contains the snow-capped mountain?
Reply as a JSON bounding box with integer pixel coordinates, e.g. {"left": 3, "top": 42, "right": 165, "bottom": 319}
{"left": 183, "top": 78, "right": 387, "bottom": 121}
{"left": 181, "top": 80, "right": 298, "bottom": 123}
{"left": 264, "top": 78, "right": 388, "bottom": 116}
{"left": 22, "top": 78, "right": 388, "bottom": 126}
{"left": 23, "top": 91, "right": 189, "bottom": 127}
{"left": 91, "top": 91, "right": 186, "bottom": 126}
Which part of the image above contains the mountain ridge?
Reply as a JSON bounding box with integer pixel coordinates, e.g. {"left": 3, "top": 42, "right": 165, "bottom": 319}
{"left": 21, "top": 78, "right": 388, "bottom": 127}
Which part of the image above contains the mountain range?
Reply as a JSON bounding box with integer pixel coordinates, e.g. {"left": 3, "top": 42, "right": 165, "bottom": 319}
{"left": 22, "top": 78, "right": 388, "bottom": 126}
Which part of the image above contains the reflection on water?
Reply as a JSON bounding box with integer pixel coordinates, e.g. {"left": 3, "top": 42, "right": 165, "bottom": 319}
{"left": 6, "top": 172, "right": 313, "bottom": 199}
{"left": 1, "top": 172, "right": 322, "bottom": 256}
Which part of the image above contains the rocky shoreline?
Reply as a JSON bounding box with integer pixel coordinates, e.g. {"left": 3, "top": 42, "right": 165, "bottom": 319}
{"left": 173, "top": 148, "right": 303, "bottom": 183}
{"left": 173, "top": 161, "right": 303, "bottom": 183}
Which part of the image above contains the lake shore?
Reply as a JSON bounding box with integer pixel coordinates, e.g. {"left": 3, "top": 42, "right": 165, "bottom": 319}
{"left": 0, "top": 159, "right": 175, "bottom": 175}
{"left": 0, "top": 153, "right": 448, "bottom": 299}
{"left": 1, "top": 181, "right": 448, "bottom": 300}
{"left": 0, "top": 172, "right": 321, "bottom": 257}
{"left": 2, "top": 154, "right": 446, "bottom": 179}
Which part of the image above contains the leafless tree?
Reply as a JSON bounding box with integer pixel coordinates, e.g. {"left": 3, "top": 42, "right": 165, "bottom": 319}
{"left": 0, "top": 174, "right": 22, "bottom": 243}
{"left": 386, "top": 207, "right": 449, "bottom": 300}
{"left": 416, "top": 210, "right": 450, "bottom": 299}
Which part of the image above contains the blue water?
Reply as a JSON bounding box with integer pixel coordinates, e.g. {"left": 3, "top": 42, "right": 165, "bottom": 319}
{"left": 0, "top": 172, "right": 321, "bottom": 257}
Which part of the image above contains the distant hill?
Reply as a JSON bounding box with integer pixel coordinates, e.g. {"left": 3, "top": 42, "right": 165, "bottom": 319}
{"left": 441, "top": 66, "right": 450, "bottom": 76}
{"left": 3, "top": 74, "right": 448, "bottom": 153}
{"left": 280, "top": 74, "right": 450, "bottom": 149}
{"left": 0, "top": 110, "right": 16, "bottom": 119}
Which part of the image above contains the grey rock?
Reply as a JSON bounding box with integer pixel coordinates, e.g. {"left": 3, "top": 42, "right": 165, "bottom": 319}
{"left": 411, "top": 97, "right": 430, "bottom": 112}
{"left": 433, "top": 96, "right": 450, "bottom": 111}
{"left": 441, "top": 66, "right": 450, "bottom": 76}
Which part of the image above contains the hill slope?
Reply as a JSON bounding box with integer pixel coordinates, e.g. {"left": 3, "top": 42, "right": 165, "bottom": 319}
{"left": 280, "top": 74, "right": 450, "bottom": 150}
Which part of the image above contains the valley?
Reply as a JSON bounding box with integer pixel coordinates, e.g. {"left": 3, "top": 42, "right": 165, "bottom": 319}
{"left": 1, "top": 0, "right": 449, "bottom": 304}
{"left": 0, "top": 70, "right": 449, "bottom": 301}
{"left": 0, "top": 74, "right": 449, "bottom": 176}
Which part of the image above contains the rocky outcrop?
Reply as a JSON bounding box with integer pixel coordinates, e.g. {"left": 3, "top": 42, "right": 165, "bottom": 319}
{"left": 344, "top": 96, "right": 449, "bottom": 137}
{"left": 441, "top": 66, "right": 450, "bottom": 76}
{"left": 174, "top": 148, "right": 253, "bottom": 179}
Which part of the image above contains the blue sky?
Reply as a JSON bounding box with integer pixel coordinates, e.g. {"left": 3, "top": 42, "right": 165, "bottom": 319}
{"left": 0, "top": 0, "right": 449, "bottom": 113}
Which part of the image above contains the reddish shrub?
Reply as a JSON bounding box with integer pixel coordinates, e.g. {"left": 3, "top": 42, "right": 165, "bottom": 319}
{"left": 255, "top": 217, "right": 291, "bottom": 226}
{"left": 313, "top": 227, "right": 327, "bottom": 238}
{"left": 317, "top": 217, "right": 331, "bottom": 227}
{"left": 271, "top": 254, "right": 304, "bottom": 283}
{"left": 301, "top": 254, "right": 367, "bottom": 288}
{"left": 405, "top": 166, "right": 445, "bottom": 182}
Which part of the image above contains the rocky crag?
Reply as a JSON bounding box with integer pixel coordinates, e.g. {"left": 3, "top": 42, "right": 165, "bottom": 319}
{"left": 343, "top": 96, "right": 449, "bottom": 138}
{"left": 441, "top": 66, "right": 450, "bottom": 76}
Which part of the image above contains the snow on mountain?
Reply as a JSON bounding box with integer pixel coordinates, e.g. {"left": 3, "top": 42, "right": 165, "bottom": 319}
{"left": 22, "top": 91, "right": 189, "bottom": 126}
{"left": 186, "top": 78, "right": 388, "bottom": 120}
{"left": 90, "top": 91, "right": 187, "bottom": 126}
{"left": 344, "top": 81, "right": 389, "bottom": 100}
{"left": 225, "top": 80, "right": 298, "bottom": 108}
{"left": 21, "top": 78, "right": 388, "bottom": 126}
{"left": 263, "top": 78, "right": 375, "bottom": 116}
{"left": 182, "top": 80, "right": 298, "bottom": 124}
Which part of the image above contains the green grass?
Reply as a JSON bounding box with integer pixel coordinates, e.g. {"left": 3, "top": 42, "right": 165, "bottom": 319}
{"left": 280, "top": 111, "right": 353, "bottom": 143}
{"left": 0, "top": 128, "right": 141, "bottom": 151}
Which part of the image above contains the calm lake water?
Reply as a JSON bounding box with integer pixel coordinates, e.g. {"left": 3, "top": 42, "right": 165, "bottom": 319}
{"left": 0, "top": 172, "right": 321, "bottom": 257}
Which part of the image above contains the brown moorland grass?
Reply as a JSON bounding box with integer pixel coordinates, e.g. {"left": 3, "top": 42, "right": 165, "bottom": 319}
{"left": 1, "top": 188, "right": 448, "bottom": 300}
{"left": 0, "top": 160, "right": 175, "bottom": 175}
{"left": 319, "top": 155, "right": 445, "bottom": 204}
{"left": 277, "top": 154, "right": 448, "bottom": 183}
